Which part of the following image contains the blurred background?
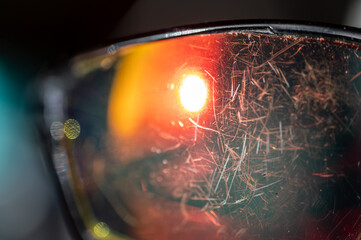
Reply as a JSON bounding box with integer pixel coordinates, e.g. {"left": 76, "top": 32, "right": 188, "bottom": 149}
{"left": 1, "top": 0, "right": 361, "bottom": 239}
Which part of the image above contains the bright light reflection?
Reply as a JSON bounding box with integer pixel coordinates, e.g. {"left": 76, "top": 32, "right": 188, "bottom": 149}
{"left": 179, "top": 74, "right": 207, "bottom": 112}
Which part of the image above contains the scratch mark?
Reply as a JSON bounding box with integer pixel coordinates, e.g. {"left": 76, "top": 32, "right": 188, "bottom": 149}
{"left": 279, "top": 121, "right": 283, "bottom": 154}
{"left": 252, "top": 179, "right": 282, "bottom": 192}
{"left": 208, "top": 167, "right": 218, "bottom": 196}
{"left": 214, "top": 154, "right": 230, "bottom": 192}
{"left": 222, "top": 136, "right": 247, "bottom": 205}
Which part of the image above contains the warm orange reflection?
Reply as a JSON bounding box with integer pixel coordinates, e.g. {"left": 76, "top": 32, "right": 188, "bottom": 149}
{"left": 108, "top": 35, "right": 221, "bottom": 140}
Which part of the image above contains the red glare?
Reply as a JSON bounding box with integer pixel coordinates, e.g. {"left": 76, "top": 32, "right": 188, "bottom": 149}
{"left": 108, "top": 34, "right": 222, "bottom": 149}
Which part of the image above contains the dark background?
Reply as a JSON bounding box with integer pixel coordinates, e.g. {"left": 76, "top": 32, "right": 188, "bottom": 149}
{"left": 0, "top": 0, "right": 360, "bottom": 239}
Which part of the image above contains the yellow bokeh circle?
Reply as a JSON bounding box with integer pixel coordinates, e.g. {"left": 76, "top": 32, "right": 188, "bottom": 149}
{"left": 94, "top": 222, "right": 110, "bottom": 238}
{"left": 64, "top": 119, "right": 81, "bottom": 140}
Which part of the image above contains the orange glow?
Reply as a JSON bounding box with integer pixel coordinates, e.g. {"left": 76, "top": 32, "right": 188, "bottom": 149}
{"left": 107, "top": 44, "right": 151, "bottom": 137}
{"left": 179, "top": 74, "right": 207, "bottom": 112}
{"left": 108, "top": 34, "right": 221, "bottom": 141}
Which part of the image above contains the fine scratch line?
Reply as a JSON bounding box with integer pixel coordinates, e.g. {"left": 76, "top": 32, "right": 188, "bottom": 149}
{"left": 262, "top": 157, "right": 281, "bottom": 163}
{"left": 233, "top": 198, "right": 246, "bottom": 204}
{"left": 279, "top": 121, "right": 283, "bottom": 154}
{"left": 256, "top": 137, "right": 260, "bottom": 154}
{"left": 254, "top": 192, "right": 264, "bottom": 197}
{"left": 208, "top": 167, "right": 218, "bottom": 197}
{"left": 214, "top": 154, "right": 230, "bottom": 192}
{"left": 266, "top": 133, "right": 270, "bottom": 154}
{"left": 222, "top": 136, "right": 247, "bottom": 205}
{"left": 232, "top": 84, "right": 240, "bottom": 101}
{"left": 231, "top": 192, "right": 264, "bottom": 205}
{"left": 189, "top": 118, "right": 218, "bottom": 133}
{"left": 253, "top": 179, "right": 283, "bottom": 192}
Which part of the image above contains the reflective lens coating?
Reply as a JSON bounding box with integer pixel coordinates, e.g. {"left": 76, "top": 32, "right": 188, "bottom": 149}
{"left": 46, "top": 28, "right": 361, "bottom": 240}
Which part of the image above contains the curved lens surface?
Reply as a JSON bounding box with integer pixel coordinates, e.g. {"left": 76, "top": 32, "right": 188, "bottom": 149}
{"left": 48, "top": 30, "right": 361, "bottom": 240}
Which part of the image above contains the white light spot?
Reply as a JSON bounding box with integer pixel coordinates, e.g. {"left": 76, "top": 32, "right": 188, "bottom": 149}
{"left": 179, "top": 74, "right": 207, "bottom": 112}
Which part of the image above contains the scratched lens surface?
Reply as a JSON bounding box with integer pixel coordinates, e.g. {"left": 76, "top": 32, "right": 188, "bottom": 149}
{"left": 59, "top": 32, "right": 361, "bottom": 239}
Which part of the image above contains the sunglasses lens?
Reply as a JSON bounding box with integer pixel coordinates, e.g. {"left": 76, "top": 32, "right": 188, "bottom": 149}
{"left": 48, "top": 30, "right": 361, "bottom": 239}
